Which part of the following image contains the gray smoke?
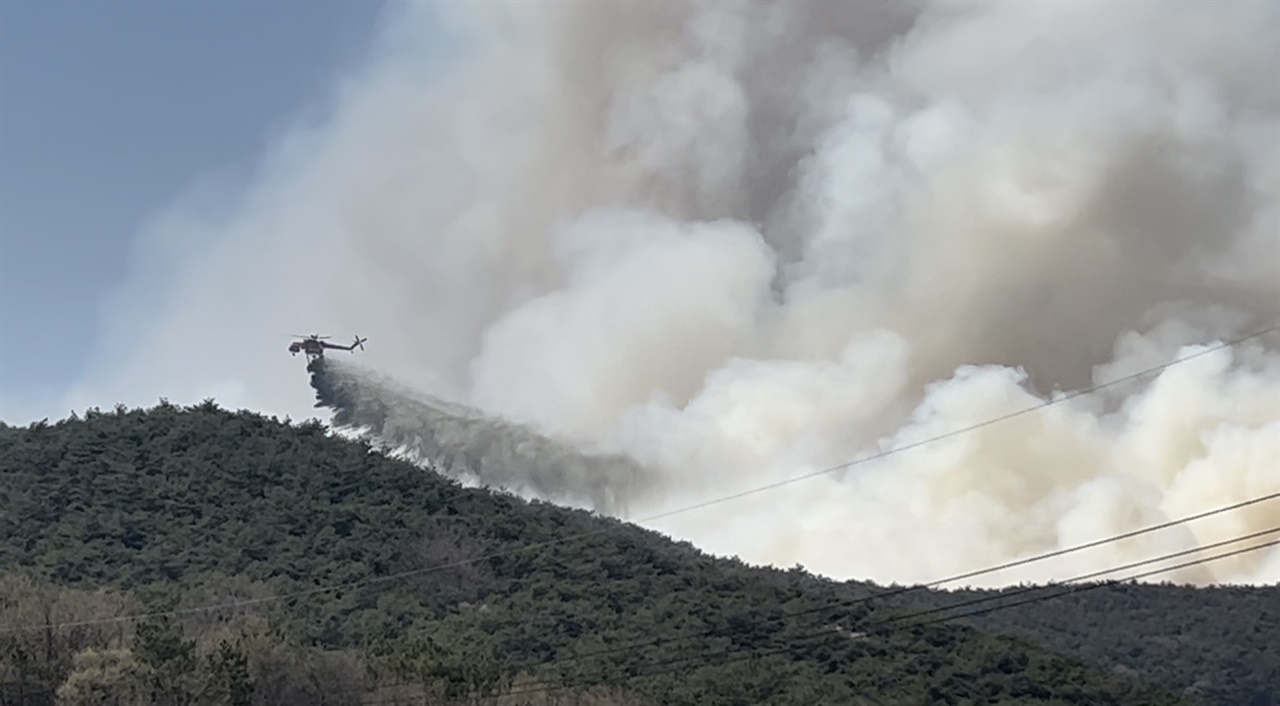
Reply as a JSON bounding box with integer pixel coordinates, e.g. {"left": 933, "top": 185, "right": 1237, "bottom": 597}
{"left": 41, "top": 0, "right": 1280, "bottom": 587}
{"left": 308, "top": 357, "right": 652, "bottom": 516}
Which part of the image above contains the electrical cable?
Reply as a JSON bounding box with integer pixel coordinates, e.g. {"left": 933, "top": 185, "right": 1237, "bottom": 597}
{"left": 289, "top": 517, "right": 1280, "bottom": 703}
{"left": 465, "top": 494, "right": 1280, "bottom": 677}
{"left": 356, "top": 522, "right": 1280, "bottom": 701}
{"left": 343, "top": 523, "right": 1280, "bottom": 704}
{"left": 496, "top": 537, "right": 1279, "bottom": 700}
{"left": 5, "top": 325, "right": 1272, "bottom": 635}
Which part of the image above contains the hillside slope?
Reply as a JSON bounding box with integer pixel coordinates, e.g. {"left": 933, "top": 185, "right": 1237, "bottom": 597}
{"left": 891, "top": 582, "right": 1279, "bottom": 706}
{"left": 0, "top": 404, "right": 1268, "bottom": 704}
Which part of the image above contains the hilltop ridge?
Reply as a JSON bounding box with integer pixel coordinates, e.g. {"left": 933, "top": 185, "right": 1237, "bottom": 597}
{"left": 1, "top": 403, "right": 1275, "bottom": 705}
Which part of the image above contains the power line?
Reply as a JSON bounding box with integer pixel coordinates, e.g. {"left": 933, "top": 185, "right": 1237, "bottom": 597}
{"left": 343, "top": 514, "right": 1280, "bottom": 703}
{"left": 497, "top": 536, "right": 1279, "bottom": 699}
{"left": 503, "top": 531, "right": 1280, "bottom": 696}
{"left": 325, "top": 512, "right": 1280, "bottom": 704}
{"left": 470, "top": 493, "right": 1280, "bottom": 677}
{"left": 871, "top": 525, "right": 1280, "bottom": 631}
{"left": 340, "top": 524, "right": 1280, "bottom": 704}
{"left": 637, "top": 324, "right": 1278, "bottom": 523}
{"left": 3, "top": 324, "right": 1274, "bottom": 635}
{"left": 906, "top": 539, "right": 1279, "bottom": 629}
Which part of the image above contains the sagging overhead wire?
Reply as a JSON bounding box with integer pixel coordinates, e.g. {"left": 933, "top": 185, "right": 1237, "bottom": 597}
{"left": 497, "top": 534, "right": 1280, "bottom": 700}
{"left": 2, "top": 324, "right": 1275, "bottom": 635}
{"left": 489, "top": 493, "right": 1280, "bottom": 678}
{"left": 465, "top": 491, "right": 1274, "bottom": 680}
{"left": 347, "top": 515, "right": 1280, "bottom": 703}
{"left": 637, "top": 324, "right": 1278, "bottom": 524}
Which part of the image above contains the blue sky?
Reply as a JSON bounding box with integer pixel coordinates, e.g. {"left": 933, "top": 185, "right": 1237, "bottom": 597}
{"left": 0, "top": 0, "right": 389, "bottom": 406}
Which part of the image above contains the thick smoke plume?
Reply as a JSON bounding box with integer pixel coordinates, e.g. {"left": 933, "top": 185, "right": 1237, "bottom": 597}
{"left": 39, "top": 0, "right": 1280, "bottom": 587}
{"left": 308, "top": 357, "right": 652, "bottom": 515}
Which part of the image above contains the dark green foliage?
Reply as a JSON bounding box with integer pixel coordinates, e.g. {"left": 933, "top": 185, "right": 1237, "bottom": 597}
{"left": 885, "top": 583, "right": 1280, "bottom": 706}
{"left": 205, "top": 641, "right": 253, "bottom": 706}
{"left": 134, "top": 617, "right": 195, "bottom": 672}
{"left": 0, "top": 405, "right": 1267, "bottom": 703}
{"left": 377, "top": 636, "right": 505, "bottom": 701}
{"left": 133, "top": 616, "right": 198, "bottom": 705}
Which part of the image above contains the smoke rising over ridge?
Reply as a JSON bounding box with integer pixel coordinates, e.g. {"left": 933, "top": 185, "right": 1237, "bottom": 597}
{"left": 29, "top": 0, "right": 1280, "bottom": 586}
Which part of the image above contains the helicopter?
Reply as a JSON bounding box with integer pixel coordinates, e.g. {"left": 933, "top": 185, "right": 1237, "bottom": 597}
{"left": 288, "top": 333, "right": 367, "bottom": 362}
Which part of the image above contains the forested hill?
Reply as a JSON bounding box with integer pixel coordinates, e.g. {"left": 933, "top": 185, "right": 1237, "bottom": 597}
{"left": 0, "top": 404, "right": 1274, "bottom": 705}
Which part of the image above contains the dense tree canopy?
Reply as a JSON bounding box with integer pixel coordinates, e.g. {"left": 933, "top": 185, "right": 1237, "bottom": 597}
{"left": 1, "top": 403, "right": 1273, "bottom": 704}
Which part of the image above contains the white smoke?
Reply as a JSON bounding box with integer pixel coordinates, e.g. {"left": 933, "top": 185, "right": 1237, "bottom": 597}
{"left": 15, "top": 0, "right": 1280, "bottom": 587}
